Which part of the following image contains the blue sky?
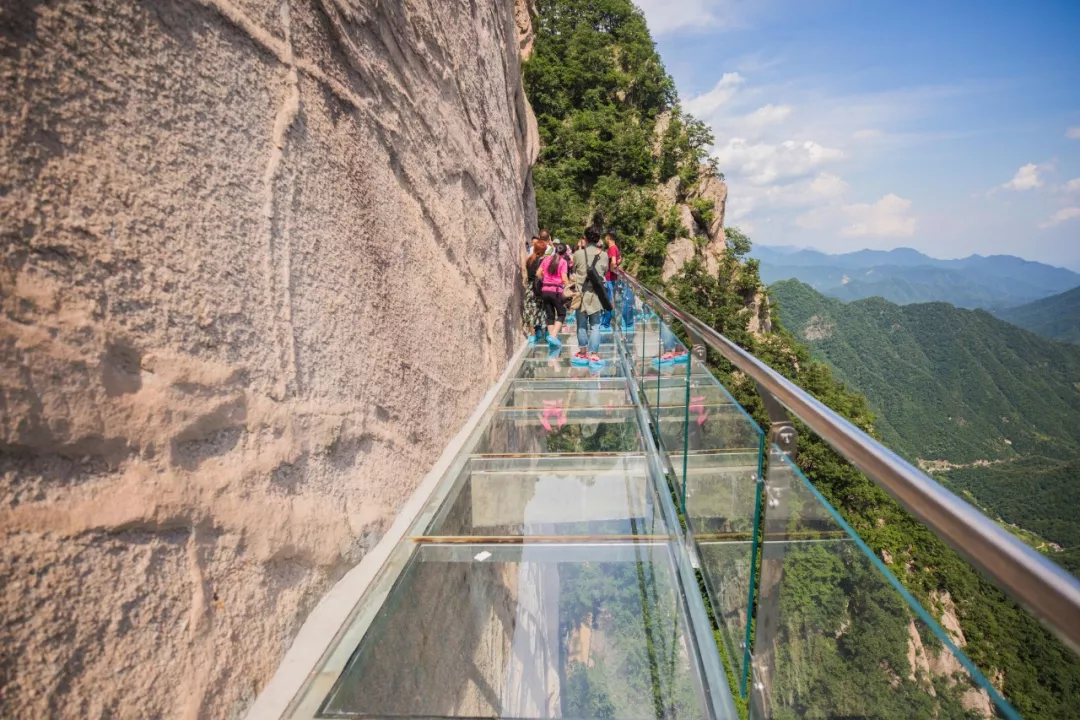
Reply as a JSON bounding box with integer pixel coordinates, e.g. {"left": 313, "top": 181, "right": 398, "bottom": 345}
{"left": 634, "top": 0, "right": 1080, "bottom": 269}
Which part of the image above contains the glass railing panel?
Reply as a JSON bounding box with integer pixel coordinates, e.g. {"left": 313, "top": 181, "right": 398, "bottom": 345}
{"left": 691, "top": 446, "right": 762, "bottom": 698}
{"left": 500, "top": 379, "right": 631, "bottom": 409}
{"left": 424, "top": 455, "right": 670, "bottom": 537}
{"left": 654, "top": 387, "right": 762, "bottom": 513}
{"left": 518, "top": 356, "right": 623, "bottom": 379}
{"left": 651, "top": 363, "right": 763, "bottom": 698}
{"left": 471, "top": 406, "right": 645, "bottom": 455}
{"left": 749, "top": 447, "right": 1019, "bottom": 720}
{"left": 318, "top": 542, "right": 710, "bottom": 720}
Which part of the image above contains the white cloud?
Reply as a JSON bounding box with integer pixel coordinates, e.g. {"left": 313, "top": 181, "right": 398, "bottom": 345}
{"left": 1001, "top": 163, "right": 1043, "bottom": 192}
{"left": 684, "top": 72, "right": 745, "bottom": 118}
{"left": 841, "top": 194, "right": 916, "bottom": 237}
{"left": 1064, "top": 178, "right": 1080, "bottom": 194}
{"left": 744, "top": 104, "right": 793, "bottom": 128}
{"left": 1066, "top": 126, "right": 1080, "bottom": 140}
{"left": 713, "top": 138, "right": 844, "bottom": 184}
{"left": 727, "top": 172, "right": 848, "bottom": 222}
{"left": 634, "top": 0, "right": 755, "bottom": 36}
{"left": 1039, "top": 207, "right": 1080, "bottom": 228}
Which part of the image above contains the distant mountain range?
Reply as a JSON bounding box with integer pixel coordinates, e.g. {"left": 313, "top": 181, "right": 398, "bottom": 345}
{"left": 751, "top": 246, "right": 1080, "bottom": 310}
{"left": 994, "top": 285, "right": 1080, "bottom": 344}
{"left": 770, "top": 279, "right": 1080, "bottom": 573}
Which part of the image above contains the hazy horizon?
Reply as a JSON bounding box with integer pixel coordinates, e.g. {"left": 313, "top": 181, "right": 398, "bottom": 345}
{"left": 754, "top": 243, "right": 1080, "bottom": 271}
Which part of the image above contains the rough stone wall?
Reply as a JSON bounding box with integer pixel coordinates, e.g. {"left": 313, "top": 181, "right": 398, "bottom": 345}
{"left": 0, "top": 1, "right": 536, "bottom": 718}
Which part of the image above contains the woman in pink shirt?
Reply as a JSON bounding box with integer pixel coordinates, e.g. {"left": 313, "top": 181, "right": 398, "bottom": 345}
{"left": 537, "top": 244, "right": 571, "bottom": 350}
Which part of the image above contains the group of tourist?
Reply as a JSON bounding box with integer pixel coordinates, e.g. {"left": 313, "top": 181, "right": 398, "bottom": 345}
{"left": 521, "top": 226, "right": 621, "bottom": 366}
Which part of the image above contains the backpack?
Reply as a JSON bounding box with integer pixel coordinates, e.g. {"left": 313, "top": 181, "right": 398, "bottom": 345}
{"left": 528, "top": 256, "right": 544, "bottom": 296}
{"left": 585, "top": 247, "right": 613, "bottom": 312}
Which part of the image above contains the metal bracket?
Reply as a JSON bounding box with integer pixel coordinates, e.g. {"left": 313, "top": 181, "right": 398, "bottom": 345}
{"left": 756, "top": 381, "right": 797, "bottom": 461}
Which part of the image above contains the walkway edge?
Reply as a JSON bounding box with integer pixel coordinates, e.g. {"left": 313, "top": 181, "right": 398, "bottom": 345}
{"left": 244, "top": 340, "right": 530, "bottom": 720}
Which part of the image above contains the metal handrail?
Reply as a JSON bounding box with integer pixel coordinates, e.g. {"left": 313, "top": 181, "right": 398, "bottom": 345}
{"left": 617, "top": 269, "right": 1080, "bottom": 653}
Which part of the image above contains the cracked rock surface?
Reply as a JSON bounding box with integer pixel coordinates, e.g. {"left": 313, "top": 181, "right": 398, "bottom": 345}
{"left": 0, "top": 0, "right": 537, "bottom": 717}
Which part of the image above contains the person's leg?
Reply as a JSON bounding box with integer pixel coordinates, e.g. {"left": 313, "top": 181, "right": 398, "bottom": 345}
{"left": 576, "top": 308, "right": 588, "bottom": 349}
{"left": 542, "top": 292, "right": 562, "bottom": 348}
{"left": 600, "top": 280, "right": 614, "bottom": 328}
{"left": 587, "top": 311, "right": 602, "bottom": 356}
{"left": 553, "top": 295, "right": 567, "bottom": 337}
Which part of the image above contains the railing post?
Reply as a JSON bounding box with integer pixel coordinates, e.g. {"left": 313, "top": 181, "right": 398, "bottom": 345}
{"left": 750, "top": 384, "right": 796, "bottom": 718}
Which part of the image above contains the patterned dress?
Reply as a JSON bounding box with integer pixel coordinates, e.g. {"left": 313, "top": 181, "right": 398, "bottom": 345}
{"left": 522, "top": 256, "right": 544, "bottom": 334}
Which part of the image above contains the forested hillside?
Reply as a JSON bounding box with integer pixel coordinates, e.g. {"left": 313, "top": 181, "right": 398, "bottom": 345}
{"left": 523, "top": 1, "right": 1080, "bottom": 717}
{"left": 771, "top": 278, "right": 1080, "bottom": 576}
{"left": 770, "top": 279, "right": 1080, "bottom": 462}
{"left": 996, "top": 285, "right": 1080, "bottom": 344}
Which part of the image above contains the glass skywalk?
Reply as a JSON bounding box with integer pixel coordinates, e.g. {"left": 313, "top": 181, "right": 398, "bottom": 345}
{"left": 279, "top": 283, "right": 1031, "bottom": 720}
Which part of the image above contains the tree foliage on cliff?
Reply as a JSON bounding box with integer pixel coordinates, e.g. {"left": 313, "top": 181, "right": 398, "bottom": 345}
{"left": 523, "top": 0, "right": 713, "bottom": 284}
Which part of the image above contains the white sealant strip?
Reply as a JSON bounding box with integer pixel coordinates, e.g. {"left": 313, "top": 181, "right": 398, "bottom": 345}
{"left": 244, "top": 339, "right": 529, "bottom": 720}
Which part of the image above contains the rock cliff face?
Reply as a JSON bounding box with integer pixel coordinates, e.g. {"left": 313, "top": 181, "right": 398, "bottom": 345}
{"left": 0, "top": 1, "right": 536, "bottom": 717}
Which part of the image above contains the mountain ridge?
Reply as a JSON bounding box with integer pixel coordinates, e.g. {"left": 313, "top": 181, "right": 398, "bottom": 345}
{"left": 753, "top": 245, "right": 1080, "bottom": 309}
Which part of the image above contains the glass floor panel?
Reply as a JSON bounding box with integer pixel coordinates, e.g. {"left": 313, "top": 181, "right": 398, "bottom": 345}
{"left": 425, "top": 455, "right": 669, "bottom": 537}
{"left": 640, "top": 377, "right": 738, "bottom": 407}
{"left": 654, "top": 404, "right": 764, "bottom": 455}
{"left": 471, "top": 407, "right": 645, "bottom": 456}
{"left": 633, "top": 355, "right": 712, "bottom": 380}
{"left": 518, "top": 357, "right": 623, "bottom": 379}
{"left": 317, "top": 542, "right": 709, "bottom": 720}
{"left": 523, "top": 343, "right": 620, "bottom": 360}
{"left": 500, "top": 379, "right": 631, "bottom": 409}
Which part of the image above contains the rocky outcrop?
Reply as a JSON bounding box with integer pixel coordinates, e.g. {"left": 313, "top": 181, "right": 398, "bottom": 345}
{"left": 919, "top": 592, "right": 998, "bottom": 718}
{"left": 515, "top": 0, "right": 538, "bottom": 60}
{"left": 662, "top": 236, "right": 696, "bottom": 282}
{"left": 905, "top": 620, "right": 936, "bottom": 693}
{"left": 745, "top": 291, "right": 773, "bottom": 336}
{"left": 0, "top": 0, "right": 536, "bottom": 717}
{"left": 689, "top": 171, "right": 729, "bottom": 274}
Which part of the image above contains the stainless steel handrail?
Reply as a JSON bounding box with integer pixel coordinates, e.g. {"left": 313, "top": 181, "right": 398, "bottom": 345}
{"left": 617, "top": 269, "right": 1080, "bottom": 653}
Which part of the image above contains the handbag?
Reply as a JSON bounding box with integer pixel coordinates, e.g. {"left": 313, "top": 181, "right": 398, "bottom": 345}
{"left": 586, "top": 247, "right": 613, "bottom": 312}
{"left": 566, "top": 282, "right": 582, "bottom": 311}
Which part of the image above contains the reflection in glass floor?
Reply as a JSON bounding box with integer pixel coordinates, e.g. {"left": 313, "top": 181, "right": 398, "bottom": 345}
{"left": 283, "top": 310, "right": 741, "bottom": 720}
{"left": 500, "top": 379, "right": 631, "bottom": 409}
{"left": 426, "top": 456, "right": 667, "bottom": 538}
{"left": 319, "top": 543, "right": 706, "bottom": 720}
{"left": 472, "top": 407, "right": 645, "bottom": 456}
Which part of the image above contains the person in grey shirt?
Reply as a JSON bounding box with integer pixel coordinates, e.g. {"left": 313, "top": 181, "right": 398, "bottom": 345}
{"left": 570, "top": 226, "right": 609, "bottom": 366}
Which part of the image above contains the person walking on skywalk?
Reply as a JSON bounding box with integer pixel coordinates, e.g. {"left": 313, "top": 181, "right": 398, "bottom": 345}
{"left": 537, "top": 240, "right": 570, "bottom": 351}
{"left": 571, "top": 226, "right": 609, "bottom": 367}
